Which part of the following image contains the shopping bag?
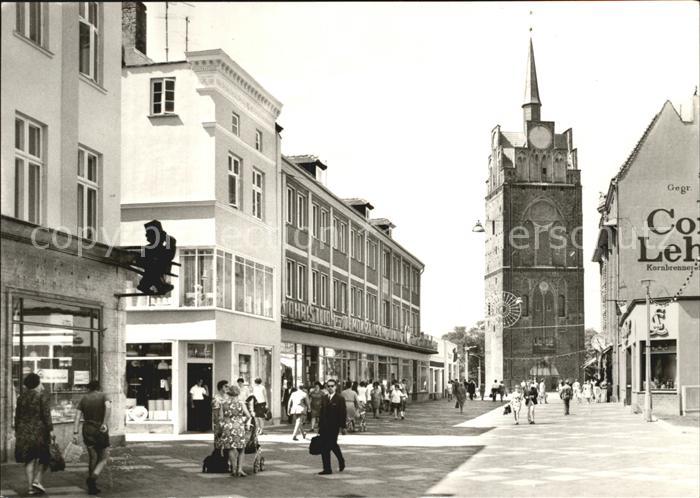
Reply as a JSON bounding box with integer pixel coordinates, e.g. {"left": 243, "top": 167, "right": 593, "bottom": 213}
{"left": 49, "top": 436, "right": 65, "bottom": 472}
{"left": 63, "top": 440, "right": 84, "bottom": 463}
{"left": 308, "top": 435, "right": 323, "bottom": 455}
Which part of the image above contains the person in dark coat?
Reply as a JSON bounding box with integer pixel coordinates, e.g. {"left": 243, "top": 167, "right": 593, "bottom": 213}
{"left": 318, "top": 379, "right": 346, "bottom": 475}
{"left": 15, "top": 373, "right": 54, "bottom": 496}
{"left": 467, "top": 379, "right": 476, "bottom": 400}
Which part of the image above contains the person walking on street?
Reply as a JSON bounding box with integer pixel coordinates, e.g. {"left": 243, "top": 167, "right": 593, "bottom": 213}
{"left": 370, "top": 382, "right": 382, "bottom": 418}
{"left": 446, "top": 380, "right": 454, "bottom": 401}
{"left": 498, "top": 380, "right": 505, "bottom": 401}
{"left": 525, "top": 381, "right": 538, "bottom": 424}
{"left": 318, "top": 379, "right": 346, "bottom": 475}
{"left": 390, "top": 383, "right": 406, "bottom": 420}
{"left": 309, "top": 382, "right": 324, "bottom": 432}
{"left": 572, "top": 379, "right": 582, "bottom": 403}
{"left": 510, "top": 385, "right": 523, "bottom": 424}
{"left": 479, "top": 382, "right": 485, "bottom": 400}
{"left": 236, "top": 378, "right": 250, "bottom": 402}
{"left": 189, "top": 378, "right": 209, "bottom": 432}
{"left": 288, "top": 385, "right": 309, "bottom": 441}
{"left": 583, "top": 380, "right": 593, "bottom": 404}
{"left": 490, "top": 379, "right": 499, "bottom": 402}
{"left": 212, "top": 380, "right": 230, "bottom": 456}
{"left": 252, "top": 377, "right": 268, "bottom": 434}
{"left": 467, "top": 379, "right": 476, "bottom": 401}
{"left": 14, "top": 373, "right": 54, "bottom": 496}
{"left": 219, "top": 385, "right": 253, "bottom": 477}
{"left": 538, "top": 379, "right": 547, "bottom": 404}
{"left": 560, "top": 379, "right": 573, "bottom": 415}
{"left": 454, "top": 380, "right": 467, "bottom": 414}
{"left": 73, "top": 380, "right": 111, "bottom": 495}
{"left": 341, "top": 381, "right": 360, "bottom": 431}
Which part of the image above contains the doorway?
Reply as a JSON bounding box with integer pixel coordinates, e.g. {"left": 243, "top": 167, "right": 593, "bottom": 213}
{"left": 187, "top": 363, "right": 213, "bottom": 432}
{"left": 625, "top": 347, "right": 632, "bottom": 406}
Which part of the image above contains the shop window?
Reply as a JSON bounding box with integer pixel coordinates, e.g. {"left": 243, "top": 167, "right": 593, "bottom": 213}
{"left": 640, "top": 340, "right": 677, "bottom": 391}
{"left": 126, "top": 342, "right": 173, "bottom": 422}
{"left": 235, "top": 256, "right": 274, "bottom": 318}
{"left": 188, "top": 343, "right": 213, "bottom": 359}
{"left": 419, "top": 361, "right": 429, "bottom": 392}
{"left": 181, "top": 249, "right": 214, "bottom": 307}
{"left": 11, "top": 296, "right": 100, "bottom": 424}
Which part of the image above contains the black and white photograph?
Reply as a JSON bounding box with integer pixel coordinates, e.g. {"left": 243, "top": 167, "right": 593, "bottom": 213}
{"left": 1, "top": 1, "right": 698, "bottom": 497}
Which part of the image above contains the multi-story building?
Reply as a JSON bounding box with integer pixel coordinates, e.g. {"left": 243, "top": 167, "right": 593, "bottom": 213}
{"left": 430, "top": 339, "right": 460, "bottom": 398}
{"left": 1, "top": 2, "right": 129, "bottom": 460}
{"left": 280, "top": 156, "right": 437, "bottom": 400}
{"left": 593, "top": 92, "right": 699, "bottom": 415}
{"left": 119, "top": 3, "right": 282, "bottom": 433}
{"left": 483, "top": 40, "right": 585, "bottom": 390}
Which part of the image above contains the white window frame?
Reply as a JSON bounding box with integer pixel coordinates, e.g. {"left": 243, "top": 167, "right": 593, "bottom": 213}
{"left": 320, "top": 209, "right": 329, "bottom": 243}
{"left": 339, "top": 222, "right": 347, "bottom": 253}
{"left": 255, "top": 129, "right": 263, "bottom": 152}
{"left": 77, "top": 147, "right": 99, "bottom": 240}
{"left": 297, "top": 193, "right": 307, "bottom": 229}
{"left": 350, "top": 229, "right": 356, "bottom": 258}
{"left": 231, "top": 111, "right": 240, "bottom": 136}
{"left": 78, "top": 2, "right": 99, "bottom": 81}
{"left": 320, "top": 273, "right": 328, "bottom": 307}
{"left": 340, "top": 282, "right": 347, "bottom": 314}
{"left": 286, "top": 186, "right": 295, "bottom": 225}
{"left": 286, "top": 259, "right": 294, "bottom": 298}
{"left": 252, "top": 168, "right": 264, "bottom": 220}
{"left": 14, "top": 115, "right": 43, "bottom": 225}
{"left": 296, "top": 264, "right": 306, "bottom": 301}
{"left": 227, "top": 153, "right": 241, "bottom": 208}
{"left": 16, "top": 2, "right": 45, "bottom": 47}
{"left": 150, "top": 77, "right": 175, "bottom": 115}
{"left": 312, "top": 204, "right": 319, "bottom": 239}
{"left": 311, "top": 270, "right": 318, "bottom": 305}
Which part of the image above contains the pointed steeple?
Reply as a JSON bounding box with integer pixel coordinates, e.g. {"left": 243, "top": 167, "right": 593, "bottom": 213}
{"left": 522, "top": 38, "right": 541, "bottom": 123}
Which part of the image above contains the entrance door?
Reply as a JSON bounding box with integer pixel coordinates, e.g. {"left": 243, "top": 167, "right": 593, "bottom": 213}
{"left": 187, "top": 363, "right": 213, "bottom": 432}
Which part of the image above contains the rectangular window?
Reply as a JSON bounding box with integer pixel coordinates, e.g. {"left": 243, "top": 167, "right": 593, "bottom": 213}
{"left": 393, "top": 303, "right": 400, "bottom": 329}
{"left": 16, "top": 2, "right": 44, "bottom": 46}
{"left": 255, "top": 129, "right": 263, "bottom": 152}
{"left": 333, "top": 279, "right": 339, "bottom": 311}
{"left": 412, "top": 269, "right": 420, "bottom": 292}
{"left": 382, "top": 299, "right": 391, "bottom": 327}
{"left": 231, "top": 112, "right": 240, "bottom": 136}
{"left": 78, "top": 2, "right": 99, "bottom": 81}
{"left": 320, "top": 209, "right": 329, "bottom": 243}
{"left": 150, "top": 78, "right": 175, "bottom": 115}
{"left": 180, "top": 249, "right": 214, "bottom": 307}
{"left": 286, "top": 187, "right": 295, "bottom": 225}
{"left": 521, "top": 295, "right": 529, "bottom": 317}
{"left": 350, "top": 229, "right": 356, "bottom": 258}
{"left": 339, "top": 222, "right": 347, "bottom": 253}
{"left": 296, "top": 264, "right": 306, "bottom": 301}
{"left": 332, "top": 218, "right": 339, "bottom": 249}
{"left": 14, "top": 115, "right": 43, "bottom": 224}
{"left": 216, "top": 250, "right": 233, "bottom": 310}
{"left": 320, "top": 274, "right": 328, "bottom": 307}
{"left": 393, "top": 257, "right": 401, "bottom": 283}
{"left": 311, "top": 270, "right": 318, "bottom": 305}
{"left": 227, "top": 153, "right": 241, "bottom": 208}
{"left": 12, "top": 296, "right": 101, "bottom": 424}
{"left": 640, "top": 340, "right": 677, "bottom": 391}
{"left": 285, "top": 259, "right": 294, "bottom": 298}
{"left": 234, "top": 256, "right": 272, "bottom": 317}
{"left": 382, "top": 251, "right": 391, "bottom": 278}
{"left": 558, "top": 295, "right": 566, "bottom": 317}
{"left": 252, "top": 169, "right": 263, "bottom": 220}
{"left": 340, "top": 282, "right": 347, "bottom": 314}
{"left": 367, "top": 293, "right": 377, "bottom": 322}
{"left": 356, "top": 232, "right": 363, "bottom": 263}
{"left": 402, "top": 263, "right": 410, "bottom": 287}
{"left": 312, "top": 204, "right": 319, "bottom": 239}
{"left": 297, "top": 194, "right": 307, "bottom": 229}
{"left": 77, "top": 148, "right": 99, "bottom": 240}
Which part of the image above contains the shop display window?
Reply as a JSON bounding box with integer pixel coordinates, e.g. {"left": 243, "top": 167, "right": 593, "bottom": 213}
{"left": 126, "top": 342, "right": 173, "bottom": 422}
{"left": 640, "top": 340, "right": 677, "bottom": 391}
{"left": 11, "top": 296, "right": 101, "bottom": 424}
{"left": 188, "top": 342, "right": 213, "bottom": 359}
{"left": 419, "top": 361, "right": 430, "bottom": 392}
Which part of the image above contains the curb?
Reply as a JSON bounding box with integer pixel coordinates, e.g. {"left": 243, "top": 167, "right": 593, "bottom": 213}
{"left": 655, "top": 417, "right": 700, "bottom": 436}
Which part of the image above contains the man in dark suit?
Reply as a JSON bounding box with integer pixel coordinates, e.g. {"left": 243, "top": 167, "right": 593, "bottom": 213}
{"left": 318, "top": 378, "right": 346, "bottom": 475}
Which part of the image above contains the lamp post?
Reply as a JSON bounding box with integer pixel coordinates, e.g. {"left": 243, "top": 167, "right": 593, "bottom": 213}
{"left": 640, "top": 278, "right": 654, "bottom": 422}
{"left": 465, "top": 345, "right": 476, "bottom": 381}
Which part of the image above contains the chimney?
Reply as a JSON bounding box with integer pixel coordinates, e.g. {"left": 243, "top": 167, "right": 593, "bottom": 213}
{"left": 122, "top": 2, "right": 152, "bottom": 66}
{"left": 370, "top": 218, "right": 396, "bottom": 238}
{"left": 287, "top": 155, "right": 328, "bottom": 184}
{"left": 343, "top": 199, "right": 374, "bottom": 219}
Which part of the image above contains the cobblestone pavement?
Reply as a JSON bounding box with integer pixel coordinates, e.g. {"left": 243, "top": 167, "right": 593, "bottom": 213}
{"left": 0, "top": 399, "right": 497, "bottom": 498}
{"left": 2, "top": 397, "right": 697, "bottom": 498}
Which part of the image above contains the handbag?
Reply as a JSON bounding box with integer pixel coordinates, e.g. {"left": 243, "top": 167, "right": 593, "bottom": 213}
{"left": 503, "top": 405, "right": 512, "bottom": 415}
{"left": 264, "top": 408, "right": 272, "bottom": 421}
{"left": 49, "top": 436, "right": 65, "bottom": 472}
{"left": 63, "top": 440, "right": 84, "bottom": 463}
{"left": 202, "top": 448, "right": 231, "bottom": 473}
{"left": 309, "top": 435, "right": 323, "bottom": 455}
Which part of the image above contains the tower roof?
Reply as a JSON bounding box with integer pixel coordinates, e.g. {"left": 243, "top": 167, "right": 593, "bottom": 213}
{"left": 523, "top": 38, "right": 541, "bottom": 107}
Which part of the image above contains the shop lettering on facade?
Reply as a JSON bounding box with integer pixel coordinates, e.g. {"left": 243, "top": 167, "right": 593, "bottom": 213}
{"left": 639, "top": 208, "right": 699, "bottom": 266}
{"left": 281, "top": 301, "right": 409, "bottom": 345}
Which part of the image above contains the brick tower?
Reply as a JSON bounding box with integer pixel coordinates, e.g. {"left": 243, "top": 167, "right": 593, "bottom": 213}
{"left": 483, "top": 40, "right": 585, "bottom": 390}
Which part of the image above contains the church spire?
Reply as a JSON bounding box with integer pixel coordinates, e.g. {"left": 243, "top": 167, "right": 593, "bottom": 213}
{"left": 523, "top": 38, "right": 541, "bottom": 123}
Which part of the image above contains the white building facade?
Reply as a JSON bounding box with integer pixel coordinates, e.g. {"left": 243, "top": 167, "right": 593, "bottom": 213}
{"left": 120, "top": 5, "right": 283, "bottom": 433}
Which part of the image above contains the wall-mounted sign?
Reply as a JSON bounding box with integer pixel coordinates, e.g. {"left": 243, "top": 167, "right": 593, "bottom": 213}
{"left": 74, "top": 370, "right": 90, "bottom": 385}
{"left": 281, "top": 301, "right": 437, "bottom": 351}
{"left": 37, "top": 369, "right": 69, "bottom": 384}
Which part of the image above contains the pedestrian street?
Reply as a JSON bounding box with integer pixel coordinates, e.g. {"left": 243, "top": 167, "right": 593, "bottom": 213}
{"left": 429, "top": 398, "right": 700, "bottom": 498}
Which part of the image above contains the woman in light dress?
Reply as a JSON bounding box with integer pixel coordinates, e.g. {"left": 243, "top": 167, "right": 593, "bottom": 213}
{"left": 308, "top": 382, "right": 324, "bottom": 432}
{"left": 212, "top": 380, "right": 230, "bottom": 452}
{"left": 340, "top": 381, "right": 360, "bottom": 431}
{"left": 510, "top": 385, "right": 523, "bottom": 424}
{"left": 582, "top": 380, "right": 593, "bottom": 404}
{"left": 287, "top": 385, "right": 309, "bottom": 441}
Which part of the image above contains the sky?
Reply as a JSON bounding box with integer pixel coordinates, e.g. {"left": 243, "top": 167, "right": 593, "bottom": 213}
{"left": 144, "top": 1, "right": 699, "bottom": 337}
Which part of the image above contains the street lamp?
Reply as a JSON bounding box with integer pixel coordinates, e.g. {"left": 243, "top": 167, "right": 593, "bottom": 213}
{"left": 472, "top": 220, "right": 485, "bottom": 233}
{"left": 464, "top": 345, "right": 477, "bottom": 381}
{"left": 640, "top": 278, "right": 654, "bottom": 422}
